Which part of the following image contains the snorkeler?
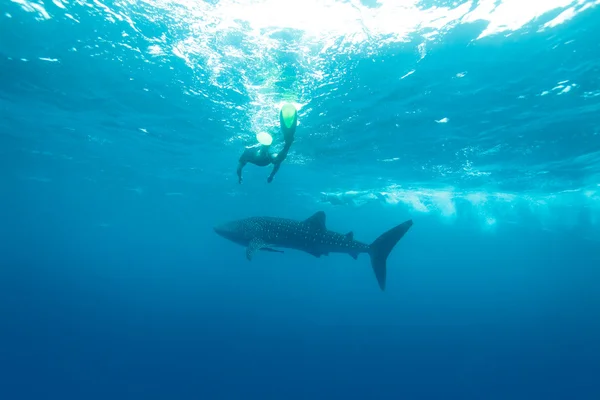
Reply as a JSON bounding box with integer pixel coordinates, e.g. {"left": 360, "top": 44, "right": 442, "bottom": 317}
{"left": 236, "top": 103, "right": 298, "bottom": 184}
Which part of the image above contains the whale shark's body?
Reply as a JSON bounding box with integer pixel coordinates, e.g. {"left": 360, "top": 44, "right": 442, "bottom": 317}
{"left": 213, "top": 211, "right": 413, "bottom": 290}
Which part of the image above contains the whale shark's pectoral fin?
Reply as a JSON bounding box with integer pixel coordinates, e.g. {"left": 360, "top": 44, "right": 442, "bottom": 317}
{"left": 260, "top": 247, "right": 284, "bottom": 254}
{"left": 246, "top": 239, "right": 283, "bottom": 260}
{"left": 246, "top": 238, "right": 268, "bottom": 260}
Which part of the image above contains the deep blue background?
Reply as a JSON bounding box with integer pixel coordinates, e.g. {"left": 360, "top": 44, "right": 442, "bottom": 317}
{"left": 1, "top": 0, "right": 600, "bottom": 399}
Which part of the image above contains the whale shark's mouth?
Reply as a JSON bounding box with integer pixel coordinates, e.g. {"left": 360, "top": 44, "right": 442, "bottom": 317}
{"left": 213, "top": 221, "right": 244, "bottom": 241}
{"left": 213, "top": 224, "right": 228, "bottom": 238}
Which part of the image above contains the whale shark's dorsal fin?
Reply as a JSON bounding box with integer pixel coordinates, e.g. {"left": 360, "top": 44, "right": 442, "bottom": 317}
{"left": 305, "top": 211, "right": 326, "bottom": 230}
{"left": 345, "top": 231, "right": 354, "bottom": 240}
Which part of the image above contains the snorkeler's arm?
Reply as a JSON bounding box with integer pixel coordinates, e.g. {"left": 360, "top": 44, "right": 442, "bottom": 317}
{"left": 267, "top": 162, "right": 281, "bottom": 183}
{"left": 237, "top": 161, "right": 245, "bottom": 184}
{"left": 237, "top": 151, "right": 250, "bottom": 184}
{"left": 267, "top": 142, "right": 293, "bottom": 183}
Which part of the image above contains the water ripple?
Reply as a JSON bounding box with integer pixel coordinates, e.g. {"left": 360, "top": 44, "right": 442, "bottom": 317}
{"left": 3, "top": 0, "right": 600, "bottom": 203}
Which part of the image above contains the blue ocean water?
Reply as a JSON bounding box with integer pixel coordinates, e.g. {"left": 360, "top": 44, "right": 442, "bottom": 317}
{"left": 1, "top": 0, "right": 600, "bottom": 398}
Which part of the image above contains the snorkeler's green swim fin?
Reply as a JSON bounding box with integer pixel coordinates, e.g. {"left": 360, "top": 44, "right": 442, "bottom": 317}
{"left": 279, "top": 103, "right": 298, "bottom": 144}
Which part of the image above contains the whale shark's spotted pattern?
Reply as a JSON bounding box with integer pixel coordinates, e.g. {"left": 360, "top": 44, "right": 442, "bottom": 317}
{"left": 241, "top": 214, "right": 369, "bottom": 258}
{"left": 214, "top": 211, "right": 413, "bottom": 291}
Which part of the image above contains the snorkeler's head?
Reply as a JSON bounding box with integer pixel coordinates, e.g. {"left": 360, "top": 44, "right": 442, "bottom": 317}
{"left": 256, "top": 131, "right": 273, "bottom": 146}
{"left": 280, "top": 103, "right": 298, "bottom": 139}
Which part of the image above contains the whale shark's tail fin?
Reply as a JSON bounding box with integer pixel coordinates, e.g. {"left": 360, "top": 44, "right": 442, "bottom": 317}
{"left": 368, "top": 219, "right": 413, "bottom": 291}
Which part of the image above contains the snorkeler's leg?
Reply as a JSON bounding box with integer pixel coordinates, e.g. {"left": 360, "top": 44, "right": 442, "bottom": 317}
{"left": 279, "top": 103, "right": 298, "bottom": 145}
{"left": 280, "top": 142, "right": 292, "bottom": 159}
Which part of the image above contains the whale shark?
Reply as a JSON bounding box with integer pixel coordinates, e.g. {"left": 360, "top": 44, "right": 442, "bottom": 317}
{"left": 213, "top": 211, "right": 413, "bottom": 290}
